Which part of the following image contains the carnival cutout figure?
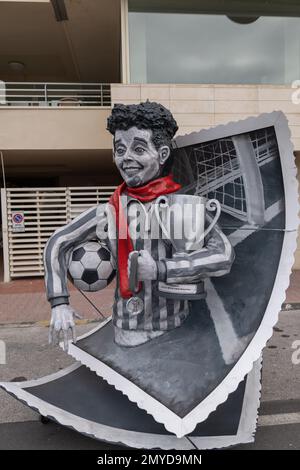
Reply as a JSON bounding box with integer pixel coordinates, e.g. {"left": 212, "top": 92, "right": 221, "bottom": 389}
{"left": 44, "top": 102, "right": 234, "bottom": 348}
{"left": 1, "top": 107, "right": 297, "bottom": 448}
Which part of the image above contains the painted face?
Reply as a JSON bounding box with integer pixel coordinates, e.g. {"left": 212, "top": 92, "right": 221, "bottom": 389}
{"left": 113, "top": 127, "right": 170, "bottom": 187}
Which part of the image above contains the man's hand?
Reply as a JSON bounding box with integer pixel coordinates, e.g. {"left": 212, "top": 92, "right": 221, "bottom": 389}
{"left": 49, "top": 304, "right": 82, "bottom": 351}
{"left": 128, "top": 250, "right": 157, "bottom": 282}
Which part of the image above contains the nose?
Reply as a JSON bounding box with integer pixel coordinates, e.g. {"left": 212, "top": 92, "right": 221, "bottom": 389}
{"left": 123, "top": 150, "right": 135, "bottom": 162}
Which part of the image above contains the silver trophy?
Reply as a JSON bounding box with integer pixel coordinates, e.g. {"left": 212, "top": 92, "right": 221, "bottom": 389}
{"left": 155, "top": 194, "right": 221, "bottom": 299}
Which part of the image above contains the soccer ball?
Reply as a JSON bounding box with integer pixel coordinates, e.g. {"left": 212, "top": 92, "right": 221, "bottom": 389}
{"left": 68, "top": 241, "right": 115, "bottom": 292}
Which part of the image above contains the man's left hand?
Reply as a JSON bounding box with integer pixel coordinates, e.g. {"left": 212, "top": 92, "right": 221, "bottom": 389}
{"left": 128, "top": 250, "right": 157, "bottom": 281}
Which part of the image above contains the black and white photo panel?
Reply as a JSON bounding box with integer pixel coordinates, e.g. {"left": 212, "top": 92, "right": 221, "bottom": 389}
{"left": 0, "top": 358, "right": 262, "bottom": 450}
{"left": 66, "top": 112, "right": 298, "bottom": 437}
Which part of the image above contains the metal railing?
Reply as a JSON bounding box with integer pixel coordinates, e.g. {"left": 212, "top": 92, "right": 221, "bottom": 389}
{"left": 0, "top": 82, "right": 111, "bottom": 107}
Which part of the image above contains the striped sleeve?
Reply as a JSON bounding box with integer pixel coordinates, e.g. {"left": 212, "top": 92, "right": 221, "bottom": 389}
{"left": 161, "top": 215, "right": 235, "bottom": 285}
{"left": 44, "top": 204, "right": 107, "bottom": 307}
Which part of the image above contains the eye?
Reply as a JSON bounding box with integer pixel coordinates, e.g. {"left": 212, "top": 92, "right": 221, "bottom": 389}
{"left": 115, "top": 147, "right": 125, "bottom": 156}
{"left": 135, "top": 146, "right": 145, "bottom": 155}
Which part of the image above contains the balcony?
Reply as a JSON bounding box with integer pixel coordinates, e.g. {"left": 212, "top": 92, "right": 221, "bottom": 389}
{"left": 0, "top": 82, "right": 111, "bottom": 107}
{"left": 0, "top": 83, "right": 113, "bottom": 152}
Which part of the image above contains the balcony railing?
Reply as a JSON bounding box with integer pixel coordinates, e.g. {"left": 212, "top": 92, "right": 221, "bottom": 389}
{"left": 0, "top": 82, "right": 111, "bottom": 107}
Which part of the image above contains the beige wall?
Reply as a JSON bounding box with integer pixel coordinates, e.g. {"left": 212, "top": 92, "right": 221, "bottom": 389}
{"left": 111, "top": 84, "right": 300, "bottom": 150}
{"left": 1, "top": 84, "right": 299, "bottom": 267}
{"left": 112, "top": 83, "right": 300, "bottom": 268}
{"left": 0, "top": 107, "right": 112, "bottom": 150}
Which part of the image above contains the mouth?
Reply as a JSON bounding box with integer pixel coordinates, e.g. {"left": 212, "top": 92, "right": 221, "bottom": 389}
{"left": 122, "top": 166, "right": 143, "bottom": 176}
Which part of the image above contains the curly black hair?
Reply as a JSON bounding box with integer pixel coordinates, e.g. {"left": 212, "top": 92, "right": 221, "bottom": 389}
{"left": 107, "top": 101, "right": 178, "bottom": 175}
{"left": 107, "top": 101, "right": 178, "bottom": 147}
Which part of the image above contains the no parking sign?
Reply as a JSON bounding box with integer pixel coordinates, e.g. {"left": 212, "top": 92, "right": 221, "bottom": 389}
{"left": 12, "top": 212, "right": 25, "bottom": 233}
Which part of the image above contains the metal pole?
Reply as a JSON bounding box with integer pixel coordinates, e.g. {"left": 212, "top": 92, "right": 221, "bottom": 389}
{"left": 1, "top": 151, "right": 6, "bottom": 190}
{"left": 1, "top": 188, "right": 10, "bottom": 282}
{"left": 232, "top": 135, "right": 265, "bottom": 225}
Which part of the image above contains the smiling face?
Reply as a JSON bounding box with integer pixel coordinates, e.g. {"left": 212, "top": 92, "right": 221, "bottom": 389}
{"left": 113, "top": 127, "right": 171, "bottom": 187}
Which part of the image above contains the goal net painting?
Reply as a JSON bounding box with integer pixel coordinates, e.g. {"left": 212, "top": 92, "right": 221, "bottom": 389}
{"left": 172, "top": 124, "right": 283, "bottom": 227}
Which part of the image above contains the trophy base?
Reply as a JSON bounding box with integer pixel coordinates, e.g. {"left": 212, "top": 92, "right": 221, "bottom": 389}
{"left": 158, "top": 281, "right": 207, "bottom": 300}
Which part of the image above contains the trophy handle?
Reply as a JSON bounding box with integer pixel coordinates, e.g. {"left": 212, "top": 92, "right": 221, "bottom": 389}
{"left": 197, "top": 198, "right": 221, "bottom": 243}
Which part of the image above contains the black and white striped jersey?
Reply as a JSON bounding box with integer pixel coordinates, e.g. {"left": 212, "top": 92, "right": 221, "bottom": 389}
{"left": 44, "top": 195, "right": 234, "bottom": 331}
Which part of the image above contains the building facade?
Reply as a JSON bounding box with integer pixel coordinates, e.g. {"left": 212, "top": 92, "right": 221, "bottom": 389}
{"left": 1, "top": 0, "right": 300, "bottom": 279}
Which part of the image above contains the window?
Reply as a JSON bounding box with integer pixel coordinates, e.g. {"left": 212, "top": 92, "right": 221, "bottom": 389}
{"left": 128, "top": 11, "right": 300, "bottom": 84}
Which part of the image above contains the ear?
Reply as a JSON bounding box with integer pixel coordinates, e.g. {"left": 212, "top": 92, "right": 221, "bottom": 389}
{"left": 158, "top": 146, "right": 170, "bottom": 166}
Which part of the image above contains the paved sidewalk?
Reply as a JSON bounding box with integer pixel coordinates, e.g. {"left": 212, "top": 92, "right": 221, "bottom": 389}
{"left": 0, "top": 279, "right": 115, "bottom": 324}
{"left": 0, "top": 271, "right": 299, "bottom": 325}
{"left": 0, "top": 310, "right": 299, "bottom": 449}
{"left": 285, "top": 270, "right": 300, "bottom": 304}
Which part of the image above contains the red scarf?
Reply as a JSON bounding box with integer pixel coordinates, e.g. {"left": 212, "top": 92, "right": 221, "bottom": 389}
{"left": 109, "top": 175, "right": 181, "bottom": 298}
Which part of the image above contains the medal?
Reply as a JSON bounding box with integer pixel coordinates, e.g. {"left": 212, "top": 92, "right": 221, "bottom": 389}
{"left": 126, "top": 297, "right": 144, "bottom": 315}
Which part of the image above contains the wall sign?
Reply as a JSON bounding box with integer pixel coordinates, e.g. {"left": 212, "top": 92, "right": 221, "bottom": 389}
{"left": 12, "top": 212, "right": 25, "bottom": 233}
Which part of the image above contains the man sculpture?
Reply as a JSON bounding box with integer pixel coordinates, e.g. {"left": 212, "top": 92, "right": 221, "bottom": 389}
{"left": 45, "top": 101, "right": 234, "bottom": 348}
